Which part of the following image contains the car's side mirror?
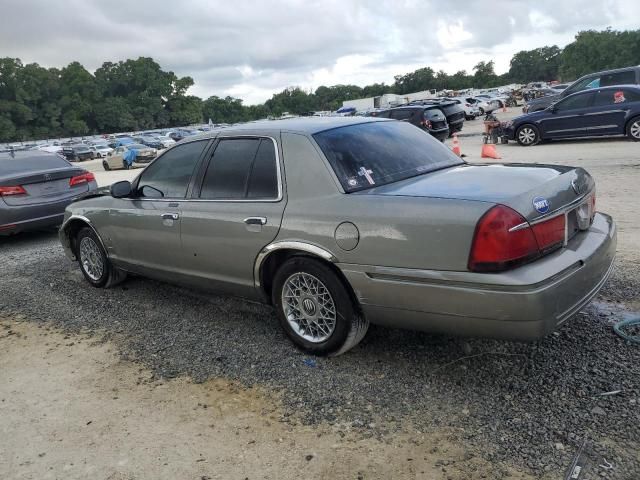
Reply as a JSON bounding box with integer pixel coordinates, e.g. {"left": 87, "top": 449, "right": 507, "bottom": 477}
{"left": 110, "top": 181, "right": 132, "bottom": 198}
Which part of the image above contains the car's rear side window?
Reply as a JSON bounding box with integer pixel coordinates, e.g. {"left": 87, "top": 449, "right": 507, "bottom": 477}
{"left": 313, "top": 121, "right": 463, "bottom": 193}
{"left": 137, "top": 140, "right": 207, "bottom": 198}
{"left": 199, "top": 137, "right": 279, "bottom": 200}
{"left": 390, "top": 109, "right": 413, "bottom": 120}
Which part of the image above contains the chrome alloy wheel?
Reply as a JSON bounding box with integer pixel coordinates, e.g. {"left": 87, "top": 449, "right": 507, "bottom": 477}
{"left": 518, "top": 127, "right": 536, "bottom": 145}
{"left": 281, "top": 272, "right": 337, "bottom": 343}
{"left": 631, "top": 120, "right": 640, "bottom": 139}
{"left": 79, "top": 236, "right": 104, "bottom": 281}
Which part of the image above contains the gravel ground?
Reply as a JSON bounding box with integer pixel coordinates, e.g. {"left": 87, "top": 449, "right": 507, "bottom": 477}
{"left": 1, "top": 231, "right": 639, "bottom": 479}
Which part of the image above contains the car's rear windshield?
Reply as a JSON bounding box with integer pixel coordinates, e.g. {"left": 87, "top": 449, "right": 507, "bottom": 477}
{"left": 0, "top": 153, "right": 70, "bottom": 176}
{"left": 313, "top": 121, "right": 463, "bottom": 192}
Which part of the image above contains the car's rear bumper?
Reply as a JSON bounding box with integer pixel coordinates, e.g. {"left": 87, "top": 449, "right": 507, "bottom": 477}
{"left": 339, "top": 213, "right": 616, "bottom": 340}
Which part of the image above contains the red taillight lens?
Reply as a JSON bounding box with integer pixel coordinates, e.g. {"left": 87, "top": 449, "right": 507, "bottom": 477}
{"left": 69, "top": 172, "right": 95, "bottom": 187}
{"left": 468, "top": 205, "right": 539, "bottom": 272}
{"left": 0, "top": 185, "right": 27, "bottom": 196}
{"left": 531, "top": 215, "right": 565, "bottom": 252}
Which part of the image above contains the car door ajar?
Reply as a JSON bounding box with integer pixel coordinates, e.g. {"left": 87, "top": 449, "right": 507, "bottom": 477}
{"left": 539, "top": 92, "right": 594, "bottom": 139}
{"left": 179, "top": 136, "right": 286, "bottom": 299}
{"left": 105, "top": 140, "right": 210, "bottom": 279}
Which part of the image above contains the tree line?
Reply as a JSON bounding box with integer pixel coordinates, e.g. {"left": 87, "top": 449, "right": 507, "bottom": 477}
{"left": 1, "top": 28, "right": 639, "bottom": 143}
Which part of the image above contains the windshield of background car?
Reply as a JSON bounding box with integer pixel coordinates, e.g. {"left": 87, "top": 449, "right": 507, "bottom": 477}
{"left": 313, "top": 121, "right": 464, "bottom": 193}
{"left": 127, "top": 144, "right": 147, "bottom": 150}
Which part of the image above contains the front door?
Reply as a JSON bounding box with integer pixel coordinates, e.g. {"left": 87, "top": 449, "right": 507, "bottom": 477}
{"left": 539, "top": 92, "right": 594, "bottom": 139}
{"left": 179, "top": 136, "right": 286, "bottom": 299}
{"left": 105, "top": 139, "right": 210, "bottom": 278}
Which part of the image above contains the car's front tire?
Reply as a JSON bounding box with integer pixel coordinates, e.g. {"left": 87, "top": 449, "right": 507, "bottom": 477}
{"left": 75, "top": 227, "right": 126, "bottom": 288}
{"left": 516, "top": 124, "right": 540, "bottom": 146}
{"left": 626, "top": 116, "right": 640, "bottom": 141}
{"left": 272, "top": 257, "right": 369, "bottom": 356}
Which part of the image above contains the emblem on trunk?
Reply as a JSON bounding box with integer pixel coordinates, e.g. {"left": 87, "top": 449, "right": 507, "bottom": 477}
{"left": 533, "top": 196, "right": 550, "bottom": 214}
{"left": 43, "top": 173, "right": 52, "bottom": 181}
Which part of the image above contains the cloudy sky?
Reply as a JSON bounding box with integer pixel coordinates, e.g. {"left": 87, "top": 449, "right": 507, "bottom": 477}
{"left": 0, "top": 0, "right": 638, "bottom": 104}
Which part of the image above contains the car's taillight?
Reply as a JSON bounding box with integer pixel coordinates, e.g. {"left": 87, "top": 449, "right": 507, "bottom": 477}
{"left": 469, "top": 205, "right": 569, "bottom": 272}
{"left": 69, "top": 172, "right": 95, "bottom": 187}
{"left": 469, "top": 205, "right": 539, "bottom": 272}
{"left": 531, "top": 215, "right": 565, "bottom": 252}
{"left": 0, "top": 185, "right": 27, "bottom": 196}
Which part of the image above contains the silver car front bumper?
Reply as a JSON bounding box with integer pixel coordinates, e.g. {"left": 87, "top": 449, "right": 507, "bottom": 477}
{"left": 339, "top": 213, "right": 616, "bottom": 340}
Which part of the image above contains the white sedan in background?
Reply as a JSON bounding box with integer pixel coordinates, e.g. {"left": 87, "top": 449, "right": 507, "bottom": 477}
{"left": 102, "top": 143, "right": 157, "bottom": 171}
{"left": 89, "top": 144, "right": 114, "bottom": 158}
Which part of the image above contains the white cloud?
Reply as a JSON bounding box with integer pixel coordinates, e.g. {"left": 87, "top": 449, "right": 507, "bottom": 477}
{"left": 0, "top": 0, "right": 637, "bottom": 104}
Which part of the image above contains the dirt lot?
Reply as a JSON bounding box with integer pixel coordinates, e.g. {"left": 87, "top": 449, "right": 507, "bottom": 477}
{"left": 0, "top": 319, "right": 533, "bottom": 480}
{"left": 1, "top": 111, "right": 639, "bottom": 479}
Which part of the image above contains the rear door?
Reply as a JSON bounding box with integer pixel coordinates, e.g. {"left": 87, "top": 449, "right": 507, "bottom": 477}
{"left": 179, "top": 136, "right": 285, "bottom": 298}
{"left": 539, "top": 92, "right": 594, "bottom": 139}
{"left": 586, "top": 89, "right": 632, "bottom": 135}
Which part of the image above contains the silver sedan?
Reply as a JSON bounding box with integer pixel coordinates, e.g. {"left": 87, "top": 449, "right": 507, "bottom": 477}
{"left": 59, "top": 118, "right": 616, "bottom": 355}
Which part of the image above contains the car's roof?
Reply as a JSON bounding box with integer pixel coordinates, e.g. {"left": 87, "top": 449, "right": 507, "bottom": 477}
{"left": 568, "top": 84, "right": 640, "bottom": 96}
{"left": 181, "top": 116, "right": 389, "bottom": 140}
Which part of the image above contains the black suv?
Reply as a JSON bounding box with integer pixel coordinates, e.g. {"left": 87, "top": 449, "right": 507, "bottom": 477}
{"left": 525, "top": 65, "right": 640, "bottom": 113}
{"left": 369, "top": 105, "right": 449, "bottom": 141}
{"left": 409, "top": 99, "right": 465, "bottom": 135}
{"left": 61, "top": 144, "right": 93, "bottom": 162}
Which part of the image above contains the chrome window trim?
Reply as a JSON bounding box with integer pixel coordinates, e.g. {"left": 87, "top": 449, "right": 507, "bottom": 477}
{"left": 254, "top": 241, "right": 338, "bottom": 288}
{"left": 128, "top": 135, "right": 283, "bottom": 204}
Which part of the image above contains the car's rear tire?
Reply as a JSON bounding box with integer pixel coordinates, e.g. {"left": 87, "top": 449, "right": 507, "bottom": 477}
{"left": 479, "top": 107, "right": 485, "bottom": 115}
{"left": 102, "top": 161, "right": 110, "bottom": 171}
{"left": 626, "top": 116, "right": 640, "bottom": 141}
{"left": 516, "top": 124, "right": 540, "bottom": 146}
{"left": 272, "top": 257, "right": 369, "bottom": 356}
{"left": 75, "top": 227, "right": 126, "bottom": 288}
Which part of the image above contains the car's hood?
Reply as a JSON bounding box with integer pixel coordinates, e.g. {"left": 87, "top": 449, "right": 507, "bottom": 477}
{"left": 358, "top": 163, "right": 593, "bottom": 221}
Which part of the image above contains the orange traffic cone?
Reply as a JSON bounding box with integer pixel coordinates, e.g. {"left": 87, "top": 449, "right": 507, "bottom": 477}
{"left": 481, "top": 143, "right": 501, "bottom": 159}
{"left": 451, "top": 133, "right": 461, "bottom": 156}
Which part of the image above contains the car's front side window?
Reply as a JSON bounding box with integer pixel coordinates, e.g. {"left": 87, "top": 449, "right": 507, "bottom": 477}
{"left": 555, "top": 93, "right": 593, "bottom": 112}
{"left": 136, "top": 140, "right": 208, "bottom": 199}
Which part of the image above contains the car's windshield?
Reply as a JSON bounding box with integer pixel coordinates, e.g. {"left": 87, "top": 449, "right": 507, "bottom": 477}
{"left": 313, "top": 121, "right": 464, "bottom": 193}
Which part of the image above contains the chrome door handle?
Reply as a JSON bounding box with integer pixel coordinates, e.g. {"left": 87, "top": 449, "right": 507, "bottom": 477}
{"left": 244, "top": 217, "right": 267, "bottom": 226}
{"left": 162, "top": 213, "right": 179, "bottom": 220}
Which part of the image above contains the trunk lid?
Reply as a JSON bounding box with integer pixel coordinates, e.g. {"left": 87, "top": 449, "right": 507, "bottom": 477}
{"left": 1, "top": 167, "right": 89, "bottom": 206}
{"left": 359, "top": 163, "right": 595, "bottom": 222}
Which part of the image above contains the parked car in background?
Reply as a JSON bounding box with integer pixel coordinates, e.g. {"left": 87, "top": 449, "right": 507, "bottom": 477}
{"left": 59, "top": 117, "right": 615, "bottom": 356}
{"left": 1, "top": 150, "right": 97, "bottom": 235}
{"left": 89, "top": 145, "right": 113, "bottom": 158}
{"left": 470, "top": 96, "right": 498, "bottom": 114}
{"left": 108, "top": 137, "right": 135, "bottom": 148}
{"left": 61, "top": 144, "right": 93, "bottom": 162}
{"left": 524, "top": 65, "right": 640, "bottom": 113}
{"left": 369, "top": 105, "right": 449, "bottom": 141}
{"left": 169, "top": 129, "right": 200, "bottom": 142}
{"left": 504, "top": 85, "right": 640, "bottom": 145}
{"left": 415, "top": 99, "right": 465, "bottom": 134}
{"left": 102, "top": 143, "right": 157, "bottom": 170}
{"left": 156, "top": 135, "right": 176, "bottom": 148}
{"left": 445, "top": 97, "right": 481, "bottom": 120}
{"left": 134, "top": 135, "right": 165, "bottom": 150}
